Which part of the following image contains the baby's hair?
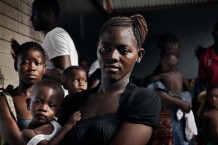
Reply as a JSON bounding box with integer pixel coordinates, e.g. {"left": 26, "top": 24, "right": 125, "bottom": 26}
{"left": 156, "top": 32, "right": 179, "bottom": 50}
{"left": 31, "top": 79, "right": 64, "bottom": 101}
{"left": 155, "top": 32, "right": 180, "bottom": 57}
{"left": 11, "top": 41, "right": 45, "bottom": 71}
{"left": 32, "top": 0, "right": 60, "bottom": 18}
{"left": 63, "top": 66, "right": 86, "bottom": 78}
{"left": 99, "top": 14, "right": 148, "bottom": 48}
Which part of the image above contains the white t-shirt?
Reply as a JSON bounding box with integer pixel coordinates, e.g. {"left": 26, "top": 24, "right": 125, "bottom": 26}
{"left": 42, "top": 27, "right": 78, "bottom": 69}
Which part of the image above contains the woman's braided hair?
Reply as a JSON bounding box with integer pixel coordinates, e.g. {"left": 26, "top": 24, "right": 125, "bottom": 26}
{"left": 99, "top": 14, "right": 148, "bottom": 48}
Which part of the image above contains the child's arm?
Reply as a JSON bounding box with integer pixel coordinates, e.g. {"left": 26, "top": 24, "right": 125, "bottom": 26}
{"left": 47, "top": 111, "right": 81, "bottom": 145}
{"left": 21, "top": 128, "right": 38, "bottom": 144}
{"left": 156, "top": 90, "right": 192, "bottom": 113}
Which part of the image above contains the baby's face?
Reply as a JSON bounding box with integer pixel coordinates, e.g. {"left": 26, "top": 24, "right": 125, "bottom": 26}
{"left": 207, "top": 88, "right": 218, "bottom": 109}
{"left": 67, "top": 70, "right": 88, "bottom": 94}
{"left": 30, "top": 86, "right": 61, "bottom": 123}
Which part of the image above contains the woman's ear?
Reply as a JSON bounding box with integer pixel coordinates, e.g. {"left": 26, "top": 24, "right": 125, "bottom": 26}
{"left": 26, "top": 98, "right": 31, "bottom": 110}
{"left": 136, "top": 48, "right": 145, "bottom": 63}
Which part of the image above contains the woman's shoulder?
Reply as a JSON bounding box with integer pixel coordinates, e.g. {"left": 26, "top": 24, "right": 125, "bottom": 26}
{"left": 122, "top": 83, "right": 160, "bottom": 105}
{"left": 118, "top": 83, "right": 161, "bottom": 127}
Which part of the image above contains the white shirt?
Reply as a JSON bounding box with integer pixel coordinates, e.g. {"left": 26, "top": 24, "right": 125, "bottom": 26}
{"left": 42, "top": 27, "right": 78, "bottom": 69}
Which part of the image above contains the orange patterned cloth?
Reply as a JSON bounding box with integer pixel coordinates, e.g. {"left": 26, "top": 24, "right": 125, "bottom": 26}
{"left": 150, "top": 109, "right": 173, "bottom": 145}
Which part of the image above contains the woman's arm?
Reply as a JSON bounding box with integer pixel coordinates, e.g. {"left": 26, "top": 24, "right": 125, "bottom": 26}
{"left": 110, "top": 88, "right": 160, "bottom": 145}
{"left": 110, "top": 122, "right": 152, "bottom": 145}
{"left": 0, "top": 96, "right": 25, "bottom": 145}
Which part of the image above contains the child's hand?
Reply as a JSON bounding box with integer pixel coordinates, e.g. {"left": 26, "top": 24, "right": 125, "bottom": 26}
{"left": 66, "top": 111, "right": 81, "bottom": 127}
{"left": 178, "top": 100, "right": 192, "bottom": 113}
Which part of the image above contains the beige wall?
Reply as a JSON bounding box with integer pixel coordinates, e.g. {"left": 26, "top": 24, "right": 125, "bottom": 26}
{"left": 0, "top": 0, "right": 44, "bottom": 88}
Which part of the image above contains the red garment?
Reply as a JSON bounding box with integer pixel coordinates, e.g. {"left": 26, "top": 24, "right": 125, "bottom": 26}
{"left": 198, "top": 45, "right": 218, "bottom": 86}
{"left": 150, "top": 109, "right": 173, "bottom": 145}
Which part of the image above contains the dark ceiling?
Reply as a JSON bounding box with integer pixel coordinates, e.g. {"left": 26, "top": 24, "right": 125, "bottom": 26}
{"left": 92, "top": 0, "right": 218, "bottom": 14}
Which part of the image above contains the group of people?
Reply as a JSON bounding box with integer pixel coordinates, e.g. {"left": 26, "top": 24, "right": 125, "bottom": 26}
{"left": 0, "top": 0, "right": 218, "bottom": 144}
{"left": 0, "top": 0, "right": 161, "bottom": 145}
{"left": 144, "top": 21, "right": 218, "bottom": 145}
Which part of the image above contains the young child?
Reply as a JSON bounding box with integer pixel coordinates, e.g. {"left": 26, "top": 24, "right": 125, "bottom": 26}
{"left": 201, "top": 86, "right": 218, "bottom": 145}
{"left": 147, "top": 53, "right": 197, "bottom": 145}
{"left": 21, "top": 79, "right": 81, "bottom": 145}
{"left": 0, "top": 40, "right": 46, "bottom": 145}
{"left": 150, "top": 53, "right": 190, "bottom": 97}
{"left": 63, "top": 66, "right": 88, "bottom": 96}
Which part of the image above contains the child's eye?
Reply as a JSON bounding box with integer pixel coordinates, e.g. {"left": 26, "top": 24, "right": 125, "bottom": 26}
{"left": 73, "top": 79, "right": 79, "bottom": 83}
{"left": 49, "top": 103, "right": 55, "bottom": 108}
{"left": 34, "top": 100, "right": 42, "bottom": 104}
{"left": 35, "top": 61, "right": 40, "bottom": 66}
{"left": 21, "top": 60, "right": 30, "bottom": 65}
{"left": 100, "top": 46, "right": 110, "bottom": 53}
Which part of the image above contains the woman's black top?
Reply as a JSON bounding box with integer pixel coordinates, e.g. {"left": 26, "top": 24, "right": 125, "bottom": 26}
{"left": 58, "top": 83, "right": 161, "bottom": 145}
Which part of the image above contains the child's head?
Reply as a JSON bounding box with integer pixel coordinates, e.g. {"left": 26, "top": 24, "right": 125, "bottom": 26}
{"left": 11, "top": 41, "right": 46, "bottom": 86}
{"left": 160, "top": 53, "right": 178, "bottom": 73}
{"left": 27, "top": 79, "right": 64, "bottom": 124}
{"left": 156, "top": 32, "right": 180, "bottom": 57}
{"left": 206, "top": 86, "right": 218, "bottom": 110}
{"left": 79, "top": 57, "right": 89, "bottom": 74}
{"left": 63, "top": 66, "right": 88, "bottom": 95}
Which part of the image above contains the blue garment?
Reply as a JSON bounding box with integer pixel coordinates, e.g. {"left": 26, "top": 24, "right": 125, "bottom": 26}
{"left": 17, "top": 115, "right": 31, "bottom": 130}
{"left": 147, "top": 81, "right": 194, "bottom": 145}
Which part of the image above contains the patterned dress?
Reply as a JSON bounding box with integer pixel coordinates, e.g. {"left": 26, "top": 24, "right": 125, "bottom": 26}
{"left": 147, "top": 81, "right": 194, "bottom": 145}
